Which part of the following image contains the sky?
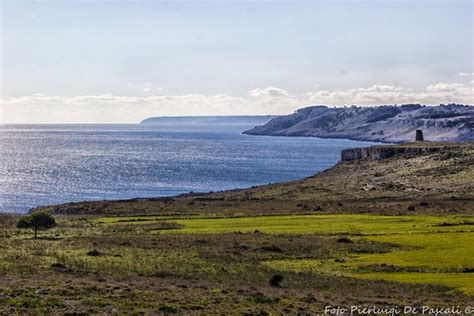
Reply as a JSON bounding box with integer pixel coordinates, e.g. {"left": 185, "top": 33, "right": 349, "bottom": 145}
{"left": 0, "top": 0, "right": 473, "bottom": 123}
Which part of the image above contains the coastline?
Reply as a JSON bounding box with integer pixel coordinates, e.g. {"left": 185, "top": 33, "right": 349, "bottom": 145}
{"left": 26, "top": 136, "right": 383, "bottom": 214}
{"left": 2, "top": 126, "right": 377, "bottom": 214}
{"left": 29, "top": 140, "right": 474, "bottom": 216}
{"left": 242, "top": 131, "right": 395, "bottom": 144}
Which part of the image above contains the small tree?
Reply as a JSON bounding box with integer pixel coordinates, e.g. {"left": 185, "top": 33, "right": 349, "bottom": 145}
{"left": 17, "top": 212, "right": 56, "bottom": 239}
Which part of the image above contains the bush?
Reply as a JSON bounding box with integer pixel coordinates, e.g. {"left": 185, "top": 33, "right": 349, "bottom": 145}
{"left": 268, "top": 274, "right": 283, "bottom": 287}
{"left": 259, "top": 245, "right": 284, "bottom": 253}
{"left": 158, "top": 304, "right": 178, "bottom": 313}
{"left": 17, "top": 212, "right": 56, "bottom": 239}
{"left": 337, "top": 237, "right": 353, "bottom": 243}
{"left": 86, "top": 249, "right": 102, "bottom": 256}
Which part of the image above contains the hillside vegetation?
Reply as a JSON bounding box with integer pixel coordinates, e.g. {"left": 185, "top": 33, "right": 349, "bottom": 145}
{"left": 244, "top": 104, "right": 473, "bottom": 143}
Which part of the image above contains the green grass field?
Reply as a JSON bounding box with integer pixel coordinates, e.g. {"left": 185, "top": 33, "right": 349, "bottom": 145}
{"left": 94, "top": 214, "right": 474, "bottom": 295}
{"left": 91, "top": 214, "right": 474, "bottom": 294}
{"left": 2, "top": 212, "right": 473, "bottom": 313}
{"left": 264, "top": 232, "right": 474, "bottom": 295}
{"left": 97, "top": 213, "right": 474, "bottom": 235}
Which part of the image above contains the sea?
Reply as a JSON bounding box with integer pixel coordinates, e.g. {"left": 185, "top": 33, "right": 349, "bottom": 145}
{"left": 0, "top": 124, "right": 377, "bottom": 213}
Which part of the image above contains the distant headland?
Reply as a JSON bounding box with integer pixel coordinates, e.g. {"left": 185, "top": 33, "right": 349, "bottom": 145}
{"left": 140, "top": 115, "right": 276, "bottom": 126}
{"left": 243, "top": 104, "right": 473, "bottom": 143}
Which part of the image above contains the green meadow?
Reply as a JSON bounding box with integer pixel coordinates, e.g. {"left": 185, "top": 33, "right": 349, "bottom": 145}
{"left": 94, "top": 213, "right": 474, "bottom": 295}
{"left": 264, "top": 231, "right": 474, "bottom": 295}
{"left": 97, "top": 213, "right": 474, "bottom": 235}
{"left": 2, "top": 212, "right": 473, "bottom": 313}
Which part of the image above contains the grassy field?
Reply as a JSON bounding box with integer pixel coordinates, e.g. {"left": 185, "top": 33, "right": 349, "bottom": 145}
{"left": 96, "top": 214, "right": 474, "bottom": 295}
{"left": 155, "top": 214, "right": 474, "bottom": 235}
{"left": 2, "top": 212, "right": 472, "bottom": 314}
{"left": 264, "top": 231, "right": 474, "bottom": 295}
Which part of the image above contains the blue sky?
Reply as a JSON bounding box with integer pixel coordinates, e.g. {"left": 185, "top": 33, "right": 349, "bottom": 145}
{"left": 1, "top": 0, "right": 473, "bottom": 123}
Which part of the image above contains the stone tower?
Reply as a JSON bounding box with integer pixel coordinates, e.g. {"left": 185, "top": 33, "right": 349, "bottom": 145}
{"left": 415, "top": 129, "right": 424, "bottom": 141}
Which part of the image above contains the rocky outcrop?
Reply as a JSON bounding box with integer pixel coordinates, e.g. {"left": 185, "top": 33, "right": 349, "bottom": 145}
{"left": 243, "top": 104, "right": 474, "bottom": 143}
{"left": 341, "top": 145, "right": 439, "bottom": 162}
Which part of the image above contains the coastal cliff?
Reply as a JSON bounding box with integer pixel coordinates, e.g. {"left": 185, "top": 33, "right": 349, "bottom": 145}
{"left": 243, "top": 104, "right": 473, "bottom": 143}
{"left": 340, "top": 142, "right": 457, "bottom": 162}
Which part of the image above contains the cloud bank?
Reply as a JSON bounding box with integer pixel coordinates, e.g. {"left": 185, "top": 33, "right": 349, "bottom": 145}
{"left": 1, "top": 82, "right": 472, "bottom": 123}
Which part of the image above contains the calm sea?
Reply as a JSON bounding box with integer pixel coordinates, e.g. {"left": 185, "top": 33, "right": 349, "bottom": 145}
{"left": 0, "top": 124, "right": 377, "bottom": 213}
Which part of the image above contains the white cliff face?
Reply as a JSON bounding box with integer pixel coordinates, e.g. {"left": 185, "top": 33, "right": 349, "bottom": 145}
{"left": 243, "top": 104, "right": 474, "bottom": 143}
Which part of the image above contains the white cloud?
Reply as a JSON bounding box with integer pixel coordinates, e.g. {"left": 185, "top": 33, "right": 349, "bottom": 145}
{"left": 143, "top": 87, "right": 151, "bottom": 92}
{"left": 1, "top": 83, "right": 472, "bottom": 123}
{"left": 304, "top": 83, "right": 473, "bottom": 106}
{"left": 426, "top": 83, "right": 465, "bottom": 92}
{"left": 305, "top": 85, "right": 406, "bottom": 105}
{"left": 364, "top": 85, "right": 403, "bottom": 92}
{"left": 0, "top": 94, "right": 251, "bottom": 124}
{"left": 248, "top": 86, "right": 290, "bottom": 98}
{"left": 459, "top": 72, "right": 474, "bottom": 77}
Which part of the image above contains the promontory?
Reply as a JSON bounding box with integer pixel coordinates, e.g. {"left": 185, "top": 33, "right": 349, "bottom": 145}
{"left": 243, "top": 104, "right": 473, "bottom": 143}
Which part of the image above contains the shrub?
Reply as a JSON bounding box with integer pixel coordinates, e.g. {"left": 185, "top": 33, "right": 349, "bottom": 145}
{"left": 17, "top": 212, "right": 56, "bottom": 239}
{"left": 337, "top": 237, "right": 353, "bottom": 243}
{"left": 51, "top": 263, "right": 67, "bottom": 269}
{"left": 158, "top": 304, "right": 178, "bottom": 313}
{"left": 268, "top": 274, "right": 283, "bottom": 287}
{"left": 259, "top": 245, "right": 284, "bottom": 253}
{"left": 86, "top": 249, "right": 102, "bottom": 256}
